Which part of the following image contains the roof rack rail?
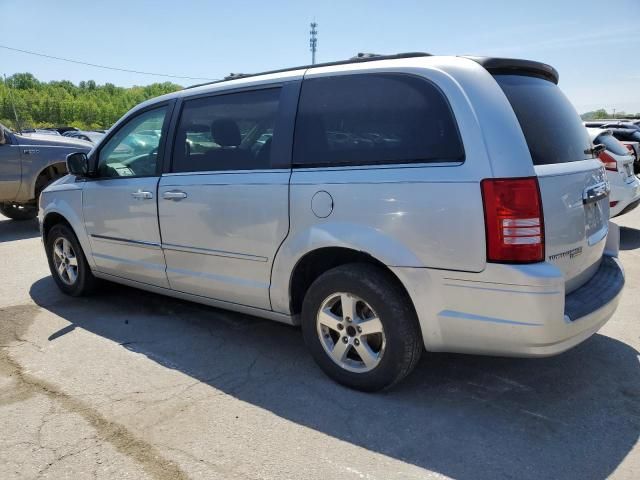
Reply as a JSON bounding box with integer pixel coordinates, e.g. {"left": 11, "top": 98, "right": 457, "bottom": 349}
{"left": 185, "top": 51, "right": 432, "bottom": 90}
{"left": 350, "top": 52, "right": 383, "bottom": 59}
{"left": 224, "top": 73, "right": 253, "bottom": 81}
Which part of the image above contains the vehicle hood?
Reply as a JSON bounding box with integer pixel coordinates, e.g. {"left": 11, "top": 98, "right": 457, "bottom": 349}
{"left": 16, "top": 133, "right": 92, "bottom": 149}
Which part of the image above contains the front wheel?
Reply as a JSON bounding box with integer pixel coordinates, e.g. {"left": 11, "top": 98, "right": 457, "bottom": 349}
{"left": 0, "top": 202, "right": 37, "bottom": 220}
{"left": 46, "top": 224, "right": 96, "bottom": 296}
{"left": 301, "top": 263, "right": 423, "bottom": 391}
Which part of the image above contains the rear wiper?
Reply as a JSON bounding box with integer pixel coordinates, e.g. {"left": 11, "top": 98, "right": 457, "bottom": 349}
{"left": 586, "top": 144, "right": 606, "bottom": 157}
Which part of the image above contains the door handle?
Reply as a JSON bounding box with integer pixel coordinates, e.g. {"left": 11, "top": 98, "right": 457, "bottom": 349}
{"left": 163, "top": 190, "right": 188, "bottom": 200}
{"left": 582, "top": 181, "right": 610, "bottom": 205}
{"left": 131, "top": 190, "right": 153, "bottom": 200}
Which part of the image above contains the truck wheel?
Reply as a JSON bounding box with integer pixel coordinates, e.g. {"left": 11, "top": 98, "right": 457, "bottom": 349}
{"left": 46, "top": 224, "right": 97, "bottom": 296}
{"left": 301, "top": 263, "right": 423, "bottom": 391}
{"left": 0, "top": 203, "right": 37, "bottom": 220}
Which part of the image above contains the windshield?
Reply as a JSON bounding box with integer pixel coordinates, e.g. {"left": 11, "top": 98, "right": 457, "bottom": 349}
{"left": 495, "top": 75, "right": 592, "bottom": 165}
{"left": 85, "top": 132, "right": 105, "bottom": 143}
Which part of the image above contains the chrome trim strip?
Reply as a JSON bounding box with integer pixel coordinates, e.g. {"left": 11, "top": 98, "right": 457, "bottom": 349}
{"left": 161, "top": 242, "right": 268, "bottom": 262}
{"left": 163, "top": 169, "right": 290, "bottom": 177}
{"left": 90, "top": 234, "right": 161, "bottom": 250}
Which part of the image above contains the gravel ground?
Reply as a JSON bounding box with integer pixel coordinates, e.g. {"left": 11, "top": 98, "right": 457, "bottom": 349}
{"left": 0, "top": 210, "right": 639, "bottom": 480}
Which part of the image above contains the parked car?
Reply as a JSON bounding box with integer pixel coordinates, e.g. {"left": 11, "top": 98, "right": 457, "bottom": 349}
{"left": 585, "top": 121, "right": 640, "bottom": 132}
{"left": 0, "top": 123, "right": 91, "bottom": 220}
{"left": 39, "top": 53, "right": 624, "bottom": 391}
{"left": 586, "top": 128, "right": 640, "bottom": 217}
{"left": 607, "top": 128, "right": 640, "bottom": 172}
{"left": 64, "top": 130, "right": 106, "bottom": 144}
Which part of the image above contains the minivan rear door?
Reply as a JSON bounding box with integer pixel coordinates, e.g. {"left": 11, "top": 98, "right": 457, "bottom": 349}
{"left": 495, "top": 74, "right": 609, "bottom": 293}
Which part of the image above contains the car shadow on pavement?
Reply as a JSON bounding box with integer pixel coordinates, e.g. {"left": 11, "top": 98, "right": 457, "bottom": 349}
{"left": 30, "top": 277, "right": 640, "bottom": 480}
{"left": 0, "top": 217, "right": 39, "bottom": 243}
{"left": 620, "top": 226, "right": 640, "bottom": 250}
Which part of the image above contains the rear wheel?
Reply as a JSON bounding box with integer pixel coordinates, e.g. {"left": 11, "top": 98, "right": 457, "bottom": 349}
{"left": 46, "top": 224, "right": 96, "bottom": 296}
{"left": 0, "top": 202, "right": 37, "bottom": 220}
{"left": 301, "top": 263, "right": 422, "bottom": 391}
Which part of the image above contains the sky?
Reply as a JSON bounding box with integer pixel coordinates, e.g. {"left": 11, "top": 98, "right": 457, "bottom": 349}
{"left": 1, "top": 0, "right": 639, "bottom": 114}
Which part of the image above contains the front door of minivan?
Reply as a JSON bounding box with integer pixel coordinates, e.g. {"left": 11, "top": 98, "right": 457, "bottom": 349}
{"left": 158, "top": 84, "right": 297, "bottom": 310}
{"left": 83, "top": 104, "right": 171, "bottom": 288}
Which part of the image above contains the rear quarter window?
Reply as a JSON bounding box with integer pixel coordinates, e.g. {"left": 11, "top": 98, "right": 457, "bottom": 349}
{"left": 293, "top": 73, "right": 464, "bottom": 167}
{"left": 495, "top": 75, "right": 592, "bottom": 165}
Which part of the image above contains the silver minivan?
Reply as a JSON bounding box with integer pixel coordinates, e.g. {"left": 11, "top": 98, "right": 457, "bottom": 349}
{"left": 39, "top": 53, "right": 624, "bottom": 391}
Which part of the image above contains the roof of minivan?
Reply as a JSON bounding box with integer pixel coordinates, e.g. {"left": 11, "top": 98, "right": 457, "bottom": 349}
{"left": 127, "top": 53, "right": 559, "bottom": 117}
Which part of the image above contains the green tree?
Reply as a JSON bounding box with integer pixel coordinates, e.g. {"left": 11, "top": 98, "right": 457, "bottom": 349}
{"left": 0, "top": 73, "right": 182, "bottom": 130}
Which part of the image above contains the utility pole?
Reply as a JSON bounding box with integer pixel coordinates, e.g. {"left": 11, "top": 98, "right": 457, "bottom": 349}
{"left": 309, "top": 22, "right": 318, "bottom": 65}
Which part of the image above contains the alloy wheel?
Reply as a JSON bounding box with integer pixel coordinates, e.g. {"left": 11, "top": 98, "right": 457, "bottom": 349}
{"left": 316, "top": 292, "right": 386, "bottom": 373}
{"left": 52, "top": 237, "right": 79, "bottom": 285}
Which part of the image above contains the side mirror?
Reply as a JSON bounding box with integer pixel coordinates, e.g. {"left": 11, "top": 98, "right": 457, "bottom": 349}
{"left": 66, "top": 152, "right": 90, "bottom": 177}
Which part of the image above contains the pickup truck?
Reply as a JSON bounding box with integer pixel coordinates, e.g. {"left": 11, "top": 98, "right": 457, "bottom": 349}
{"left": 0, "top": 122, "right": 91, "bottom": 220}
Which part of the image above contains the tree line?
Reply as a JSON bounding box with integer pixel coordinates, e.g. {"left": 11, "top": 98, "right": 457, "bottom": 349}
{"left": 0, "top": 73, "right": 182, "bottom": 131}
{"left": 581, "top": 109, "right": 640, "bottom": 120}
{"left": 2, "top": 73, "right": 637, "bottom": 130}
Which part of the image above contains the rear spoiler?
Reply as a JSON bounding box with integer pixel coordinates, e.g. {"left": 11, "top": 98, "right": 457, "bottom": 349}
{"left": 463, "top": 56, "right": 559, "bottom": 84}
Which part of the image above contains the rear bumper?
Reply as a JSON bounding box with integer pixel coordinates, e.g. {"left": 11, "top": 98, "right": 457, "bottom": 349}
{"left": 610, "top": 175, "right": 640, "bottom": 217}
{"left": 391, "top": 235, "right": 624, "bottom": 357}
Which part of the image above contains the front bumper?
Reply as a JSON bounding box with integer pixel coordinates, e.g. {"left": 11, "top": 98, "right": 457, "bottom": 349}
{"left": 391, "top": 229, "right": 624, "bottom": 357}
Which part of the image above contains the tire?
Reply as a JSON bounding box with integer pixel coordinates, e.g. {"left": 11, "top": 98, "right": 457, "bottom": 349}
{"left": 301, "top": 263, "right": 423, "bottom": 391}
{"left": 0, "top": 203, "right": 37, "bottom": 220}
{"left": 46, "top": 223, "right": 96, "bottom": 296}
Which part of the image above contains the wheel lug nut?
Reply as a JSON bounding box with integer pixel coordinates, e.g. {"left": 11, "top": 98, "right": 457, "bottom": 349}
{"left": 357, "top": 326, "right": 362, "bottom": 333}
{"left": 342, "top": 336, "right": 348, "bottom": 343}
{"left": 354, "top": 339, "right": 360, "bottom": 346}
{"left": 346, "top": 317, "right": 352, "bottom": 323}
{"left": 337, "top": 324, "right": 343, "bottom": 330}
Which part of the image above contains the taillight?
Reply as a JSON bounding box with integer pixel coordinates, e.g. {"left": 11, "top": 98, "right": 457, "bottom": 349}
{"left": 481, "top": 177, "right": 545, "bottom": 263}
{"left": 624, "top": 144, "right": 637, "bottom": 160}
{"left": 598, "top": 151, "right": 618, "bottom": 171}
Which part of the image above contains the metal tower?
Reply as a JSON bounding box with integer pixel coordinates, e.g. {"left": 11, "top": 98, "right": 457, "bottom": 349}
{"left": 309, "top": 22, "right": 318, "bottom": 65}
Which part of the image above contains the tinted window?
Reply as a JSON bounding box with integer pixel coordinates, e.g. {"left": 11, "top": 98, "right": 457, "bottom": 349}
{"left": 495, "top": 75, "right": 592, "bottom": 165}
{"left": 98, "top": 107, "right": 167, "bottom": 178}
{"left": 595, "top": 133, "right": 630, "bottom": 156}
{"left": 172, "top": 88, "right": 281, "bottom": 172}
{"left": 293, "top": 74, "right": 464, "bottom": 167}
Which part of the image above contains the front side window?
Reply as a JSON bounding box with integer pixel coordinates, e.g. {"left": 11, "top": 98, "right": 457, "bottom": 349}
{"left": 293, "top": 73, "right": 464, "bottom": 167}
{"left": 97, "top": 107, "right": 167, "bottom": 178}
{"left": 172, "top": 88, "right": 281, "bottom": 173}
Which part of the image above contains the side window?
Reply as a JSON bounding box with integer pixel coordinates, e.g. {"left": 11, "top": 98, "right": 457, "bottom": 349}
{"left": 97, "top": 106, "right": 167, "bottom": 178}
{"left": 293, "top": 73, "right": 464, "bottom": 167}
{"left": 172, "top": 88, "right": 281, "bottom": 173}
